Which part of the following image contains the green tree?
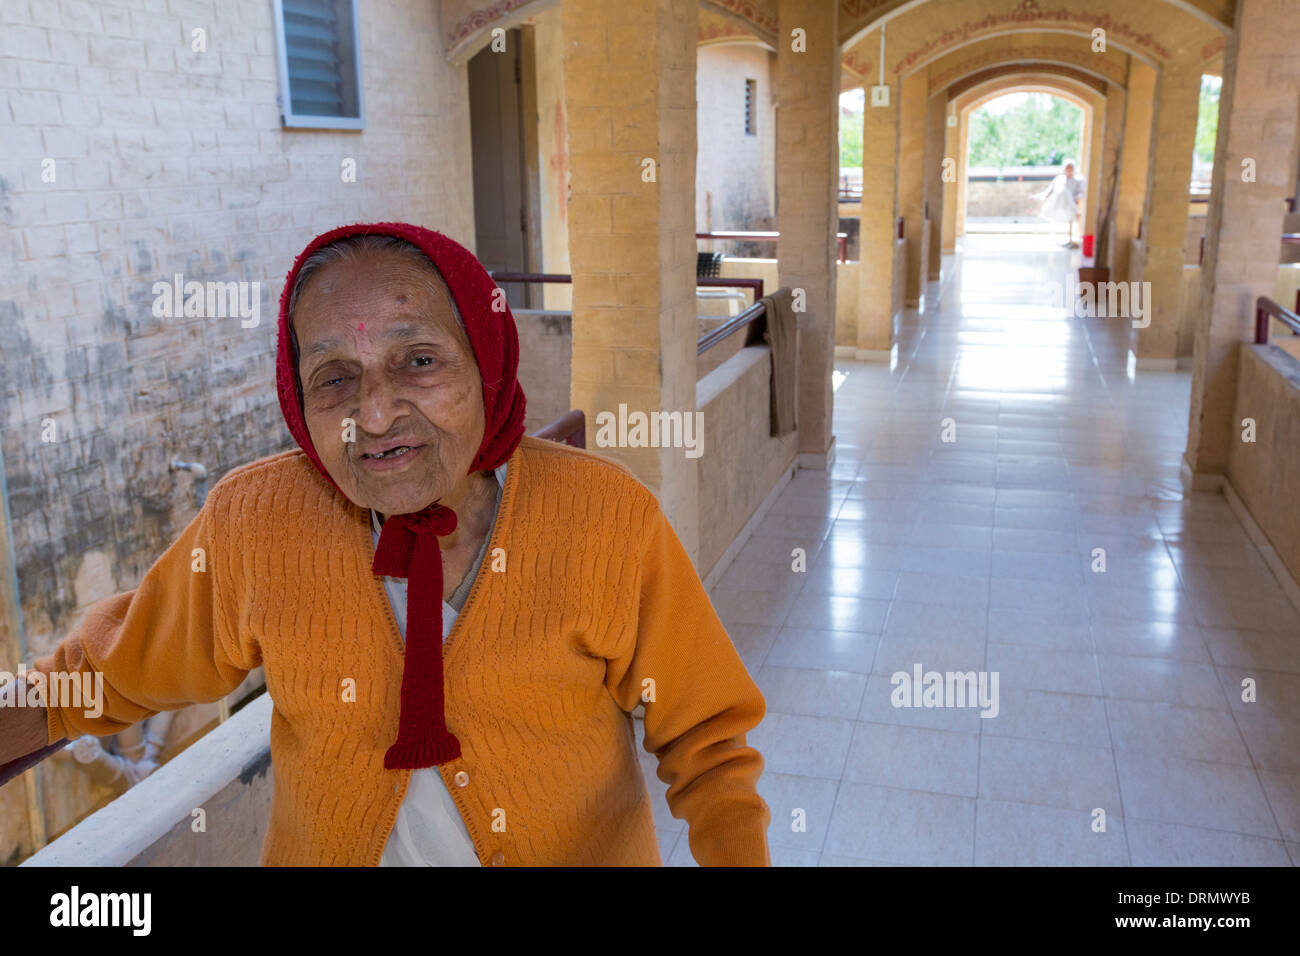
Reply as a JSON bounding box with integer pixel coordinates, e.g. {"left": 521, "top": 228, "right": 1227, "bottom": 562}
{"left": 1194, "top": 74, "right": 1221, "bottom": 165}
{"left": 967, "top": 93, "right": 1083, "bottom": 167}
{"left": 839, "top": 100, "right": 863, "bottom": 167}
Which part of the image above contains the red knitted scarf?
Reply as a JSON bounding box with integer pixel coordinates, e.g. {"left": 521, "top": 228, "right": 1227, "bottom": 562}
{"left": 274, "top": 222, "right": 526, "bottom": 770}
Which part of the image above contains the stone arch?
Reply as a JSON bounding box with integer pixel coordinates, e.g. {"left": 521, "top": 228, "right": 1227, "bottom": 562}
{"left": 838, "top": 0, "right": 1232, "bottom": 52}
{"left": 919, "top": 31, "right": 1132, "bottom": 92}
{"left": 941, "top": 63, "right": 1110, "bottom": 99}
{"left": 699, "top": 0, "right": 777, "bottom": 48}
{"left": 443, "top": 0, "right": 558, "bottom": 63}
{"left": 948, "top": 75, "right": 1105, "bottom": 241}
{"left": 900, "top": 27, "right": 1160, "bottom": 76}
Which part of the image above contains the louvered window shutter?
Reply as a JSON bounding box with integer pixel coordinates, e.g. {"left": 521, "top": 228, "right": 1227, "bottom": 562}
{"left": 275, "top": 0, "right": 364, "bottom": 128}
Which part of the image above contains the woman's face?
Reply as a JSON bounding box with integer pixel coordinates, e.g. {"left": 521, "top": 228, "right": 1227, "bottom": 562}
{"left": 292, "top": 249, "right": 486, "bottom": 516}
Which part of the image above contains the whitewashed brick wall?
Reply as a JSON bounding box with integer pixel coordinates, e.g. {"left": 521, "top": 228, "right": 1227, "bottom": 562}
{"left": 0, "top": 0, "right": 475, "bottom": 651}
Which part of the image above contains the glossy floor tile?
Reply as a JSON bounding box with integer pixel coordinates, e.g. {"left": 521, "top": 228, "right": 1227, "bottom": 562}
{"left": 679, "top": 234, "right": 1300, "bottom": 866}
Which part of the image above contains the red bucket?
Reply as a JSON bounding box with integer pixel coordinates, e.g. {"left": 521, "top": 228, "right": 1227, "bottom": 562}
{"left": 1082, "top": 234, "right": 1095, "bottom": 258}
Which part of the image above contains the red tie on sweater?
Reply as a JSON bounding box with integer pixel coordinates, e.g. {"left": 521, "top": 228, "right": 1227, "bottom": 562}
{"left": 275, "top": 221, "right": 526, "bottom": 771}
{"left": 372, "top": 504, "right": 462, "bottom": 768}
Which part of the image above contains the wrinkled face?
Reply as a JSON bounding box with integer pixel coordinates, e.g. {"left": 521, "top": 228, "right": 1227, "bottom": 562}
{"left": 292, "top": 250, "right": 486, "bottom": 516}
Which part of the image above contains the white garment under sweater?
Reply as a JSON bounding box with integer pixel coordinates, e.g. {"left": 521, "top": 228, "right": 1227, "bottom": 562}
{"left": 375, "top": 463, "right": 506, "bottom": 867}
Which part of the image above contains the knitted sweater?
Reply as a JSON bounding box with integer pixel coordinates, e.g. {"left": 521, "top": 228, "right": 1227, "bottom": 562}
{"left": 34, "top": 436, "right": 771, "bottom": 866}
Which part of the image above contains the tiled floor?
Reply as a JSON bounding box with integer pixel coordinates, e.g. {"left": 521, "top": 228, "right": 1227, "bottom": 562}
{"left": 641, "top": 233, "right": 1300, "bottom": 866}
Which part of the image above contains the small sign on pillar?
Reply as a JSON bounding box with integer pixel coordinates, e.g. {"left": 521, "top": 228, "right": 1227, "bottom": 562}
{"left": 870, "top": 85, "right": 891, "bottom": 108}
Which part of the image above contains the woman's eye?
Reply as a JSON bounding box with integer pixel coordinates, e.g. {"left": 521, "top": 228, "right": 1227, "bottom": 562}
{"left": 410, "top": 354, "right": 435, "bottom": 368}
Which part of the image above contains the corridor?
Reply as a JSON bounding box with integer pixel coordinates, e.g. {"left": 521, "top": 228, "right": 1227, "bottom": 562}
{"left": 646, "top": 234, "right": 1300, "bottom": 866}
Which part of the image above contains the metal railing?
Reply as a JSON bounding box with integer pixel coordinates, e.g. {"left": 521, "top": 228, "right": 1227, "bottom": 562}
{"left": 697, "top": 299, "right": 768, "bottom": 356}
{"left": 695, "top": 230, "right": 849, "bottom": 263}
{"left": 1255, "top": 296, "right": 1300, "bottom": 345}
{"left": 532, "top": 409, "right": 585, "bottom": 448}
{"left": 0, "top": 739, "right": 64, "bottom": 789}
{"left": 491, "top": 270, "right": 765, "bottom": 302}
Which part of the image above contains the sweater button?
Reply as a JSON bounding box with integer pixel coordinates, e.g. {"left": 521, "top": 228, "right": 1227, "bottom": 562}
{"left": 453, "top": 771, "right": 469, "bottom": 788}
{"left": 491, "top": 851, "right": 504, "bottom": 866}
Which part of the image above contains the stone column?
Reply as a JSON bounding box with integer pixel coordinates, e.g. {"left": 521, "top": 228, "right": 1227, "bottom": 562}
{"left": 562, "top": 0, "right": 700, "bottom": 556}
{"left": 857, "top": 40, "right": 899, "bottom": 356}
{"left": 1184, "top": 0, "right": 1300, "bottom": 485}
{"left": 899, "top": 72, "right": 929, "bottom": 307}
{"left": 955, "top": 106, "right": 970, "bottom": 238}
{"left": 1082, "top": 103, "right": 1103, "bottom": 239}
{"left": 776, "top": 0, "right": 839, "bottom": 466}
{"left": 1113, "top": 61, "right": 1156, "bottom": 284}
{"left": 1095, "top": 83, "right": 1127, "bottom": 271}
{"left": 924, "top": 91, "right": 946, "bottom": 281}
{"left": 1131, "top": 61, "right": 1201, "bottom": 365}
{"left": 942, "top": 97, "right": 958, "bottom": 251}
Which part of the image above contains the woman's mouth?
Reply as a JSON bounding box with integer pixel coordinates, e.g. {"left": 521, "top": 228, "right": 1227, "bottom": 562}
{"left": 359, "top": 443, "right": 426, "bottom": 471}
{"left": 366, "top": 445, "right": 413, "bottom": 460}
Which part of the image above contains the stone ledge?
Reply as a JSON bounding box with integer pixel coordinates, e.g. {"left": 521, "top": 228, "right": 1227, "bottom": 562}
{"left": 23, "top": 693, "right": 272, "bottom": 867}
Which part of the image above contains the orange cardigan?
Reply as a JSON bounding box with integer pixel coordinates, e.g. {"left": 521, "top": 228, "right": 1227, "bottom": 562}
{"left": 34, "top": 436, "right": 771, "bottom": 866}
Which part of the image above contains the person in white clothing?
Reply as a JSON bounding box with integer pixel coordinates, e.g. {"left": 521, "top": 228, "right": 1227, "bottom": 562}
{"left": 1034, "top": 159, "right": 1087, "bottom": 248}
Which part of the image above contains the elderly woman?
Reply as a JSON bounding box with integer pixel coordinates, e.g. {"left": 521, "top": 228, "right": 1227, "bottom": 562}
{"left": 6, "top": 222, "right": 770, "bottom": 866}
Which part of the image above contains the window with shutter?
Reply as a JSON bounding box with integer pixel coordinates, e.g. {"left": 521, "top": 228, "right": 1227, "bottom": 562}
{"left": 272, "top": 0, "right": 365, "bottom": 129}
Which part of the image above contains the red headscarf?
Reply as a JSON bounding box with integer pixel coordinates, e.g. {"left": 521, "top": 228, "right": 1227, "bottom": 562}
{"left": 275, "top": 222, "right": 526, "bottom": 770}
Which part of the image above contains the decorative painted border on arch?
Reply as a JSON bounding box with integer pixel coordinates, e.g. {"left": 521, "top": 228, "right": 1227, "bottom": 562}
{"left": 840, "top": 0, "right": 893, "bottom": 17}
{"left": 894, "top": 3, "right": 1173, "bottom": 73}
{"left": 707, "top": 0, "right": 777, "bottom": 37}
{"left": 841, "top": 0, "right": 1234, "bottom": 37}
{"left": 945, "top": 63, "right": 1108, "bottom": 99}
{"left": 929, "top": 44, "right": 1126, "bottom": 90}
{"left": 842, "top": 49, "right": 875, "bottom": 81}
{"left": 699, "top": 17, "right": 765, "bottom": 45}
{"left": 445, "top": 0, "right": 538, "bottom": 59}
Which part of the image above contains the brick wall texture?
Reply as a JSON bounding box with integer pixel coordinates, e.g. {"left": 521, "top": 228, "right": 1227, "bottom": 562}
{"left": 0, "top": 0, "right": 475, "bottom": 653}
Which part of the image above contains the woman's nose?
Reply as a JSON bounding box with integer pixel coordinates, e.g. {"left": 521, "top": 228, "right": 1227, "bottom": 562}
{"left": 356, "top": 372, "right": 405, "bottom": 435}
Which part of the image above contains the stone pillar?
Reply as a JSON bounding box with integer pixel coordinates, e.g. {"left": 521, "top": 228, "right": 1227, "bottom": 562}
{"left": 1095, "top": 83, "right": 1127, "bottom": 271}
{"left": 1082, "top": 102, "right": 1103, "bottom": 239}
{"left": 1131, "top": 61, "right": 1201, "bottom": 365}
{"left": 775, "top": 0, "right": 839, "bottom": 466}
{"left": 955, "top": 106, "right": 970, "bottom": 238}
{"left": 1184, "top": 0, "right": 1300, "bottom": 484}
{"left": 899, "top": 72, "right": 929, "bottom": 307}
{"left": 924, "top": 91, "right": 946, "bottom": 281}
{"left": 1113, "top": 61, "right": 1156, "bottom": 284}
{"left": 857, "top": 45, "right": 899, "bottom": 356}
{"left": 942, "top": 97, "right": 958, "bottom": 251}
{"left": 562, "top": 0, "right": 700, "bottom": 556}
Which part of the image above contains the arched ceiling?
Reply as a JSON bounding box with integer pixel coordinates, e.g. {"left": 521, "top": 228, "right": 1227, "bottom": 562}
{"left": 945, "top": 62, "right": 1108, "bottom": 99}
{"left": 925, "top": 32, "right": 1129, "bottom": 93}
{"left": 954, "top": 77, "right": 1099, "bottom": 120}
{"left": 442, "top": 0, "right": 557, "bottom": 61}
{"left": 698, "top": 6, "right": 775, "bottom": 48}
{"left": 839, "top": 0, "right": 1234, "bottom": 47}
{"left": 437, "top": 0, "right": 1228, "bottom": 67}
{"left": 441, "top": 0, "right": 781, "bottom": 61}
{"left": 841, "top": 0, "right": 1226, "bottom": 77}
{"left": 700, "top": 0, "right": 777, "bottom": 45}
